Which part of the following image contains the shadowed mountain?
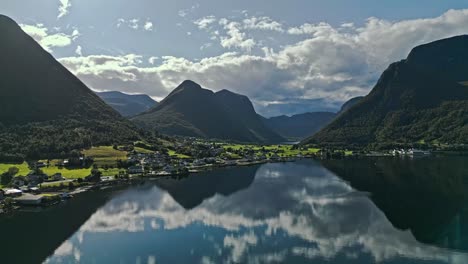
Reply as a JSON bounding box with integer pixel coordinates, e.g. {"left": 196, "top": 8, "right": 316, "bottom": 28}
{"left": 155, "top": 165, "right": 258, "bottom": 209}
{"left": 322, "top": 157, "right": 468, "bottom": 249}
{"left": 132, "top": 80, "right": 284, "bottom": 143}
{"left": 262, "top": 112, "right": 336, "bottom": 140}
{"left": 0, "top": 15, "right": 140, "bottom": 160}
{"left": 97, "top": 91, "right": 158, "bottom": 117}
{"left": 304, "top": 36, "right": 468, "bottom": 147}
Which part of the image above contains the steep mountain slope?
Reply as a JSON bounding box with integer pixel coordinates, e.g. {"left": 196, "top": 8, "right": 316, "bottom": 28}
{"left": 214, "top": 89, "right": 284, "bottom": 142}
{"left": 337, "top": 96, "right": 364, "bottom": 115}
{"left": 263, "top": 112, "right": 336, "bottom": 140}
{"left": 132, "top": 80, "right": 284, "bottom": 143}
{"left": 97, "top": 91, "right": 158, "bottom": 117}
{"left": 303, "top": 35, "right": 468, "bottom": 147}
{"left": 0, "top": 15, "right": 140, "bottom": 161}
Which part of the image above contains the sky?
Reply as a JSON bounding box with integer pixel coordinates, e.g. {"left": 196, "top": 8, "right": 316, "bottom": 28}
{"left": 2, "top": 0, "right": 468, "bottom": 116}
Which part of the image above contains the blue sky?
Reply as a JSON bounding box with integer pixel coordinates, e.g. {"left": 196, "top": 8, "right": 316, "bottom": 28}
{"left": 2, "top": 0, "right": 468, "bottom": 116}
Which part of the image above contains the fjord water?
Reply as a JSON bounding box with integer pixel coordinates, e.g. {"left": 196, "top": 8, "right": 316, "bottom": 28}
{"left": 1, "top": 157, "right": 468, "bottom": 264}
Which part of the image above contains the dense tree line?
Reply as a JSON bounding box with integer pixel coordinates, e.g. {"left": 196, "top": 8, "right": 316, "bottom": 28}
{"left": 0, "top": 117, "right": 162, "bottom": 162}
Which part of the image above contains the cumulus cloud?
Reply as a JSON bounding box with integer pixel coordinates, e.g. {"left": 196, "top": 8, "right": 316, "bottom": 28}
{"left": 219, "top": 20, "right": 256, "bottom": 51}
{"left": 117, "top": 18, "right": 152, "bottom": 31}
{"left": 194, "top": 15, "right": 217, "bottom": 29}
{"left": 60, "top": 9, "right": 468, "bottom": 116}
{"left": 243, "top": 16, "right": 284, "bottom": 32}
{"left": 21, "top": 24, "right": 79, "bottom": 52}
{"left": 144, "top": 21, "right": 154, "bottom": 31}
{"left": 58, "top": 0, "right": 71, "bottom": 19}
{"left": 194, "top": 15, "right": 282, "bottom": 52}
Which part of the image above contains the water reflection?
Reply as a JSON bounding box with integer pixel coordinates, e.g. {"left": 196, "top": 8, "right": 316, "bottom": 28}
{"left": 155, "top": 165, "right": 257, "bottom": 209}
{"left": 0, "top": 187, "right": 121, "bottom": 264}
{"left": 42, "top": 158, "right": 468, "bottom": 264}
{"left": 322, "top": 156, "right": 468, "bottom": 250}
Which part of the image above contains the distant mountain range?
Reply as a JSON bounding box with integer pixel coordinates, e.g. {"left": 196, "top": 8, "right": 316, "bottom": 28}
{"left": 96, "top": 91, "right": 158, "bottom": 117}
{"left": 0, "top": 15, "right": 140, "bottom": 161}
{"left": 122, "top": 85, "right": 365, "bottom": 142}
{"left": 262, "top": 97, "right": 364, "bottom": 140}
{"left": 304, "top": 36, "right": 468, "bottom": 147}
{"left": 131, "top": 80, "right": 285, "bottom": 143}
{"left": 261, "top": 112, "right": 336, "bottom": 141}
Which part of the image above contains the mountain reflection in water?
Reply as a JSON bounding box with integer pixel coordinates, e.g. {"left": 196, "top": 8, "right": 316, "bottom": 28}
{"left": 3, "top": 158, "right": 468, "bottom": 264}
{"left": 322, "top": 156, "right": 468, "bottom": 251}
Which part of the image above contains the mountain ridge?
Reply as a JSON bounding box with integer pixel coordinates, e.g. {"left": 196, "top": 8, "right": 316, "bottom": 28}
{"left": 303, "top": 35, "right": 468, "bottom": 147}
{"left": 132, "top": 80, "right": 284, "bottom": 143}
{"left": 0, "top": 14, "right": 141, "bottom": 160}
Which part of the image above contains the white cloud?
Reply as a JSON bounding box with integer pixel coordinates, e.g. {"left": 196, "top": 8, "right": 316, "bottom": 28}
{"left": 219, "top": 21, "right": 256, "bottom": 51}
{"left": 193, "top": 15, "right": 282, "bottom": 53}
{"left": 148, "top": 56, "right": 159, "bottom": 65}
{"left": 144, "top": 21, "right": 154, "bottom": 31}
{"left": 60, "top": 9, "right": 468, "bottom": 116}
{"left": 287, "top": 22, "right": 330, "bottom": 35}
{"left": 21, "top": 24, "right": 79, "bottom": 52}
{"left": 243, "top": 16, "right": 284, "bottom": 32}
{"left": 117, "top": 18, "right": 148, "bottom": 30}
{"left": 129, "top": 18, "right": 139, "bottom": 29}
{"left": 178, "top": 10, "right": 188, "bottom": 18}
{"left": 200, "top": 43, "right": 213, "bottom": 50}
{"left": 194, "top": 16, "right": 217, "bottom": 29}
{"left": 75, "top": 45, "right": 82, "bottom": 56}
{"left": 116, "top": 18, "right": 125, "bottom": 28}
{"left": 178, "top": 4, "right": 199, "bottom": 18}
{"left": 58, "top": 0, "right": 71, "bottom": 19}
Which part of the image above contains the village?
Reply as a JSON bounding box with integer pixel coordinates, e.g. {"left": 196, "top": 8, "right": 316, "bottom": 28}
{"left": 4, "top": 135, "right": 455, "bottom": 214}
{"left": 0, "top": 140, "right": 325, "bottom": 213}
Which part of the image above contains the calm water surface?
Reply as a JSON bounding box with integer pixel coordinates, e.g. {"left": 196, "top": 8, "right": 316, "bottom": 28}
{"left": 1, "top": 157, "right": 468, "bottom": 264}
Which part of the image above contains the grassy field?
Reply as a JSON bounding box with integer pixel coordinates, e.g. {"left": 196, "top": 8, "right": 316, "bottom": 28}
{"left": 222, "top": 144, "right": 321, "bottom": 158}
{"left": 83, "top": 146, "right": 127, "bottom": 166}
{"left": 134, "top": 147, "right": 154, "bottom": 154}
{"left": 41, "top": 166, "right": 91, "bottom": 179}
{"left": 100, "top": 168, "right": 125, "bottom": 176}
{"left": 168, "top": 150, "right": 191, "bottom": 159}
{"left": 0, "top": 162, "right": 31, "bottom": 176}
{"left": 0, "top": 161, "right": 91, "bottom": 180}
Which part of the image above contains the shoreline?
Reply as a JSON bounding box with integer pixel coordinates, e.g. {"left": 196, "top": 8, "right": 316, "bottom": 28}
{"left": 1, "top": 151, "right": 464, "bottom": 215}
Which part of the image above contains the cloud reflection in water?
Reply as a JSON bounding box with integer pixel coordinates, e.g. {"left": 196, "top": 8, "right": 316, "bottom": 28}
{"left": 46, "top": 160, "right": 468, "bottom": 264}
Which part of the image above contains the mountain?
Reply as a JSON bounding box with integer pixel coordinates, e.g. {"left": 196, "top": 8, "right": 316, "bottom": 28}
{"left": 0, "top": 15, "right": 140, "bottom": 161}
{"left": 132, "top": 80, "right": 284, "bottom": 143}
{"left": 338, "top": 96, "right": 364, "bottom": 115}
{"left": 97, "top": 91, "right": 158, "bottom": 117}
{"left": 213, "top": 89, "right": 284, "bottom": 142}
{"left": 303, "top": 35, "right": 468, "bottom": 147}
{"left": 263, "top": 112, "right": 336, "bottom": 140}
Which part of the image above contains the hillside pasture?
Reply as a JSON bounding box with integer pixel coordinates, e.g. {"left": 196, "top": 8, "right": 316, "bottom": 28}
{"left": 83, "top": 146, "right": 127, "bottom": 166}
